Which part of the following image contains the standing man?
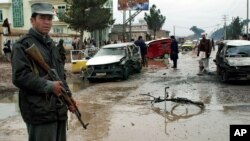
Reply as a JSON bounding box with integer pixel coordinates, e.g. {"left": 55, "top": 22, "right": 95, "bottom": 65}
{"left": 134, "top": 36, "right": 148, "bottom": 67}
{"left": 11, "top": 3, "right": 75, "bottom": 141}
{"left": 211, "top": 38, "right": 215, "bottom": 51}
{"left": 2, "top": 18, "right": 11, "bottom": 35}
{"left": 197, "top": 33, "right": 212, "bottom": 74}
{"left": 3, "top": 40, "right": 12, "bottom": 61}
{"left": 170, "top": 36, "right": 179, "bottom": 69}
{"left": 57, "top": 39, "right": 66, "bottom": 66}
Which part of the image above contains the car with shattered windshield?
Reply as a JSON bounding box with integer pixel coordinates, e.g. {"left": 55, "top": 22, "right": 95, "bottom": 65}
{"left": 86, "top": 42, "right": 142, "bottom": 82}
{"left": 214, "top": 40, "right": 250, "bottom": 82}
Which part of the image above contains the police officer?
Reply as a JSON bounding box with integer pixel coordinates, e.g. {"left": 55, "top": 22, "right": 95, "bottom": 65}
{"left": 11, "top": 2, "right": 75, "bottom": 141}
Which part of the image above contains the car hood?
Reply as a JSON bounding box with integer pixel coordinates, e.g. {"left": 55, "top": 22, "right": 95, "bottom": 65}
{"left": 87, "top": 55, "right": 125, "bottom": 66}
{"left": 225, "top": 57, "right": 250, "bottom": 66}
{"left": 182, "top": 44, "right": 193, "bottom": 47}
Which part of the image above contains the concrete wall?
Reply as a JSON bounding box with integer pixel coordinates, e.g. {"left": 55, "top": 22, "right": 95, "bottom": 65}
{"left": 0, "top": 27, "right": 77, "bottom": 56}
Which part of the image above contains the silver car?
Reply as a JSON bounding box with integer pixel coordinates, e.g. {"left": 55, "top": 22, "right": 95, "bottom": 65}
{"left": 86, "top": 42, "right": 142, "bottom": 82}
{"left": 214, "top": 40, "right": 250, "bottom": 82}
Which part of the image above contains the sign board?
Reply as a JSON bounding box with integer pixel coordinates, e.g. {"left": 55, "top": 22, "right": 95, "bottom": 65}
{"left": 118, "top": 0, "right": 149, "bottom": 11}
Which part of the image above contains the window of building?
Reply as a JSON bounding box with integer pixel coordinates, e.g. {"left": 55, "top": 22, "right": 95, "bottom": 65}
{"left": 58, "top": 5, "right": 66, "bottom": 13}
{"left": 0, "top": 10, "right": 3, "bottom": 22}
{"left": 53, "top": 26, "right": 64, "bottom": 33}
{"left": 56, "top": 5, "right": 66, "bottom": 18}
{"left": 12, "top": 0, "right": 24, "bottom": 27}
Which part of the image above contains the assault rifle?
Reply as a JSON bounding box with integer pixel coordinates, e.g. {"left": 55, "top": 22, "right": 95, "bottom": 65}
{"left": 25, "top": 44, "right": 89, "bottom": 129}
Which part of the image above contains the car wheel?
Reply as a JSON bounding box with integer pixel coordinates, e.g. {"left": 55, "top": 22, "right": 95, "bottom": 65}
{"left": 88, "top": 78, "right": 96, "bottom": 83}
{"left": 135, "top": 63, "right": 142, "bottom": 73}
{"left": 122, "top": 67, "right": 129, "bottom": 80}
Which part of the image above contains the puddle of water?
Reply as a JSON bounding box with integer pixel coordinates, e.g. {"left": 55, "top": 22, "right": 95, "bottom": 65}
{"left": 0, "top": 93, "right": 19, "bottom": 120}
{"left": 0, "top": 77, "right": 87, "bottom": 120}
{"left": 67, "top": 78, "right": 89, "bottom": 93}
{"left": 152, "top": 102, "right": 205, "bottom": 122}
{"left": 223, "top": 104, "right": 250, "bottom": 112}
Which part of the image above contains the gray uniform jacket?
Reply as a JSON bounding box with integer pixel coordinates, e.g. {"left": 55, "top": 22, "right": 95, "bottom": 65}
{"left": 11, "top": 28, "right": 68, "bottom": 124}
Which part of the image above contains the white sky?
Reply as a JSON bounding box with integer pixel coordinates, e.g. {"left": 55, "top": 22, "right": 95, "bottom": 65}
{"left": 113, "top": 0, "right": 249, "bottom": 36}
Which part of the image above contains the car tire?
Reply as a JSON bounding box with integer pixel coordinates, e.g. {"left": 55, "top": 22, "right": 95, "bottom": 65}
{"left": 122, "top": 67, "right": 129, "bottom": 80}
{"left": 135, "top": 63, "right": 142, "bottom": 73}
{"left": 88, "top": 78, "right": 96, "bottom": 83}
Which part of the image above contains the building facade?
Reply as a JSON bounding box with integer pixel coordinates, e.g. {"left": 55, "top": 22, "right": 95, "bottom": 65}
{"left": 0, "top": 0, "right": 114, "bottom": 54}
{"left": 110, "top": 19, "right": 170, "bottom": 42}
{"left": 0, "top": 0, "right": 90, "bottom": 37}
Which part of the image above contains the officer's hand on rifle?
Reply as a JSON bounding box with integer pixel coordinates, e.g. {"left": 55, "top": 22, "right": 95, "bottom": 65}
{"left": 52, "top": 81, "right": 63, "bottom": 97}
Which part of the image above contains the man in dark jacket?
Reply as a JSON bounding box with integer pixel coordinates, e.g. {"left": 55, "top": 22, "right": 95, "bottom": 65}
{"left": 57, "top": 39, "right": 66, "bottom": 66}
{"left": 11, "top": 3, "right": 75, "bottom": 141}
{"left": 134, "top": 36, "right": 148, "bottom": 67}
{"left": 197, "top": 33, "right": 212, "bottom": 74}
{"left": 3, "top": 40, "right": 11, "bottom": 61}
{"left": 170, "top": 36, "right": 179, "bottom": 69}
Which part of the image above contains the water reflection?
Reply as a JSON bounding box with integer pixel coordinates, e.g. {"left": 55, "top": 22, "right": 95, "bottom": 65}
{"left": 0, "top": 76, "right": 87, "bottom": 120}
{"left": 67, "top": 77, "right": 89, "bottom": 93}
{"left": 152, "top": 102, "right": 205, "bottom": 135}
{"left": 152, "top": 102, "right": 205, "bottom": 122}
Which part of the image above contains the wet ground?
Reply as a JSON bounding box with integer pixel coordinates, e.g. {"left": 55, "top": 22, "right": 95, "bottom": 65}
{"left": 0, "top": 48, "right": 250, "bottom": 141}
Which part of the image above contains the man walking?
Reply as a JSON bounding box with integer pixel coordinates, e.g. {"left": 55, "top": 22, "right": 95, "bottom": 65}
{"left": 197, "top": 33, "right": 212, "bottom": 74}
{"left": 170, "top": 36, "right": 179, "bottom": 69}
{"left": 134, "top": 36, "right": 148, "bottom": 67}
{"left": 11, "top": 3, "right": 75, "bottom": 141}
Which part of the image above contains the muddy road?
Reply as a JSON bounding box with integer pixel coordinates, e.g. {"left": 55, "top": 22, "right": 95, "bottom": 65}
{"left": 0, "top": 49, "right": 250, "bottom": 141}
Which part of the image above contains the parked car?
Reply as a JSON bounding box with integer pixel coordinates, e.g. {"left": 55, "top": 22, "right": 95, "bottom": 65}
{"left": 70, "top": 50, "right": 89, "bottom": 74}
{"left": 214, "top": 40, "right": 250, "bottom": 82}
{"left": 181, "top": 40, "right": 195, "bottom": 51}
{"left": 86, "top": 42, "right": 142, "bottom": 82}
{"left": 146, "top": 38, "right": 171, "bottom": 59}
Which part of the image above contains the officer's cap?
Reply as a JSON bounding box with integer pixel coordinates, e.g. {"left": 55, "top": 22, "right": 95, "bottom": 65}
{"left": 31, "top": 2, "right": 54, "bottom": 15}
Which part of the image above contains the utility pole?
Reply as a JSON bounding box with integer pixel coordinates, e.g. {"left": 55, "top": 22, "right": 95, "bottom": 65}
{"left": 123, "top": 10, "right": 126, "bottom": 42}
{"left": 129, "top": 10, "right": 132, "bottom": 42}
{"left": 173, "top": 25, "right": 175, "bottom": 36}
{"left": 222, "top": 15, "right": 228, "bottom": 40}
{"left": 247, "top": 0, "right": 249, "bottom": 35}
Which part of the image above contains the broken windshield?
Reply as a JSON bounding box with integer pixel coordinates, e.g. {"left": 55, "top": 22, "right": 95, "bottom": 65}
{"left": 225, "top": 45, "right": 250, "bottom": 57}
{"left": 94, "top": 47, "right": 126, "bottom": 57}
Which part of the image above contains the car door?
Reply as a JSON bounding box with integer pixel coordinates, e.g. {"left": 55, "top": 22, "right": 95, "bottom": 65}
{"left": 128, "top": 45, "right": 142, "bottom": 72}
{"left": 130, "top": 44, "right": 141, "bottom": 61}
{"left": 216, "top": 43, "right": 225, "bottom": 65}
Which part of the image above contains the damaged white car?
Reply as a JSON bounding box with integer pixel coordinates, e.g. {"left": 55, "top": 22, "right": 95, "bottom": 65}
{"left": 86, "top": 43, "right": 142, "bottom": 82}
{"left": 214, "top": 40, "right": 250, "bottom": 82}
